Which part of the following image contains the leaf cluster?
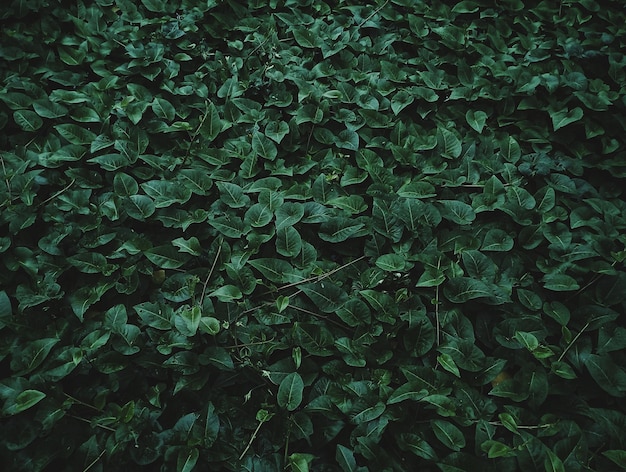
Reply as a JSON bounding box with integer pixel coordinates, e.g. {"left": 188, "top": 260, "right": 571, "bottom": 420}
{"left": 1, "top": 0, "right": 626, "bottom": 471}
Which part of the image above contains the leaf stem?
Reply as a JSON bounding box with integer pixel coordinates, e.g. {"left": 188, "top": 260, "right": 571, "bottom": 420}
{"left": 38, "top": 179, "right": 76, "bottom": 208}
{"left": 557, "top": 321, "right": 589, "bottom": 363}
{"left": 435, "top": 256, "right": 441, "bottom": 346}
{"left": 358, "top": 0, "right": 390, "bottom": 27}
{"left": 199, "top": 240, "right": 222, "bottom": 307}
{"left": 83, "top": 449, "right": 106, "bottom": 472}
{"left": 239, "top": 417, "right": 266, "bottom": 460}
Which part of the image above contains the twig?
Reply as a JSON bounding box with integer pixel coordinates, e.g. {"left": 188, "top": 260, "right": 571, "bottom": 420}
{"left": 199, "top": 240, "right": 222, "bottom": 307}
{"left": 38, "top": 179, "right": 76, "bottom": 208}
{"left": 557, "top": 321, "right": 589, "bottom": 363}
{"left": 358, "top": 0, "right": 390, "bottom": 27}
{"left": 239, "top": 417, "right": 266, "bottom": 460}
{"left": 64, "top": 392, "right": 102, "bottom": 411}
{"left": 0, "top": 155, "right": 11, "bottom": 203}
{"left": 435, "top": 256, "right": 441, "bottom": 346}
{"left": 68, "top": 414, "right": 116, "bottom": 432}
{"left": 83, "top": 449, "right": 106, "bottom": 472}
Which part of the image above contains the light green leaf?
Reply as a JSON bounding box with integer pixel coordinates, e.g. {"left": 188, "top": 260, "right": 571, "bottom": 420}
{"left": 5, "top": 390, "right": 47, "bottom": 415}
{"left": 466, "top": 109, "right": 487, "bottom": 133}
{"left": 375, "top": 254, "right": 405, "bottom": 272}
{"left": 438, "top": 353, "right": 461, "bottom": 377}
{"left": 277, "top": 372, "right": 304, "bottom": 411}
{"left": 172, "top": 236, "right": 202, "bottom": 256}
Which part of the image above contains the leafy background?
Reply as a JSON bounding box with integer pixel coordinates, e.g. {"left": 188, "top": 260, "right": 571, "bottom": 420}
{"left": 1, "top": 0, "right": 626, "bottom": 470}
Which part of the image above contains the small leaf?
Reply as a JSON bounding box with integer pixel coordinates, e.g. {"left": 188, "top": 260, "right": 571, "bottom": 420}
{"left": 172, "top": 237, "right": 202, "bottom": 256}
{"left": 438, "top": 353, "right": 461, "bottom": 377}
{"left": 466, "top": 109, "right": 487, "bottom": 133}
{"left": 375, "top": 254, "right": 405, "bottom": 272}
{"left": 277, "top": 372, "right": 304, "bottom": 411}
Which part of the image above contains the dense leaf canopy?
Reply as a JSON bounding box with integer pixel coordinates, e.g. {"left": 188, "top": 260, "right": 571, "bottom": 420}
{"left": 1, "top": 0, "right": 626, "bottom": 470}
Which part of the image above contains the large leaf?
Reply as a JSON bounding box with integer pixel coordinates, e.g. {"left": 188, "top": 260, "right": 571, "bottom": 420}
{"left": 277, "top": 372, "right": 304, "bottom": 411}
{"left": 300, "top": 282, "right": 348, "bottom": 313}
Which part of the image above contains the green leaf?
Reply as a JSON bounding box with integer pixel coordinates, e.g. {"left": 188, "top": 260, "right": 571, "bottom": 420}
{"left": 326, "top": 195, "right": 367, "bottom": 215}
{"left": 277, "top": 372, "right": 304, "bottom": 411}
{"left": 55, "top": 123, "right": 97, "bottom": 144}
{"left": 216, "top": 181, "right": 249, "bottom": 208}
{"left": 293, "top": 28, "right": 319, "bottom": 48}
{"left": 245, "top": 203, "right": 274, "bottom": 227}
{"left": 199, "top": 102, "right": 222, "bottom": 141}
{"left": 275, "top": 202, "right": 304, "bottom": 230}
{"left": 375, "top": 254, "right": 405, "bottom": 272}
{"left": 265, "top": 121, "right": 290, "bottom": 143}
{"left": 135, "top": 302, "right": 173, "bottom": 330}
{"left": 276, "top": 226, "right": 302, "bottom": 257}
{"left": 336, "top": 444, "right": 357, "bottom": 472}
{"left": 439, "top": 200, "right": 476, "bottom": 225}
{"left": 67, "top": 252, "right": 109, "bottom": 274}
{"left": 465, "top": 110, "right": 487, "bottom": 133}
{"left": 550, "top": 107, "right": 584, "bottom": 131}
{"left": 209, "top": 285, "right": 242, "bottom": 302}
{"left": 444, "top": 277, "right": 492, "bottom": 303}
{"left": 114, "top": 172, "right": 139, "bottom": 196}
{"left": 0, "top": 290, "right": 11, "bottom": 329}
{"left": 300, "top": 282, "right": 348, "bottom": 313}
{"left": 542, "top": 273, "right": 580, "bottom": 292}
{"left": 387, "top": 383, "right": 428, "bottom": 404}
{"left": 13, "top": 110, "right": 43, "bottom": 131}
{"left": 432, "top": 420, "right": 466, "bottom": 451}
{"left": 172, "top": 237, "right": 202, "bottom": 256}
{"left": 319, "top": 218, "right": 364, "bottom": 243}
{"left": 252, "top": 132, "right": 278, "bottom": 160}
{"left": 603, "top": 450, "right": 626, "bottom": 469}
{"left": 481, "top": 228, "right": 514, "bottom": 251}
{"left": 437, "top": 128, "right": 462, "bottom": 158}
{"left": 11, "top": 338, "right": 59, "bottom": 374}
{"left": 177, "top": 447, "right": 199, "bottom": 472}
{"left": 152, "top": 97, "right": 176, "bottom": 121}
{"left": 438, "top": 353, "right": 461, "bottom": 377}
{"left": 126, "top": 195, "right": 156, "bottom": 220}
{"left": 249, "top": 258, "right": 298, "bottom": 284}
{"left": 144, "top": 245, "right": 190, "bottom": 269}
{"left": 391, "top": 90, "right": 414, "bottom": 115}
{"left": 351, "top": 402, "right": 386, "bottom": 424}
{"left": 584, "top": 354, "right": 626, "bottom": 397}
{"left": 4, "top": 390, "right": 46, "bottom": 415}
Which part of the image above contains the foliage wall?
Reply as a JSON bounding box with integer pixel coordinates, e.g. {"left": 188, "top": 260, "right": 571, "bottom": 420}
{"left": 1, "top": 0, "right": 626, "bottom": 470}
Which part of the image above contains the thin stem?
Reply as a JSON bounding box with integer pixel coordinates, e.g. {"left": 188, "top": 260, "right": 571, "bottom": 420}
{"left": 38, "top": 179, "right": 76, "bottom": 208}
{"left": 0, "top": 155, "right": 11, "bottom": 203}
{"left": 239, "top": 419, "right": 265, "bottom": 460}
{"left": 358, "top": 0, "right": 390, "bottom": 27}
{"left": 199, "top": 240, "right": 222, "bottom": 307}
{"left": 83, "top": 449, "right": 106, "bottom": 472}
{"left": 557, "top": 321, "right": 590, "bottom": 363}
{"left": 435, "top": 256, "right": 441, "bottom": 346}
